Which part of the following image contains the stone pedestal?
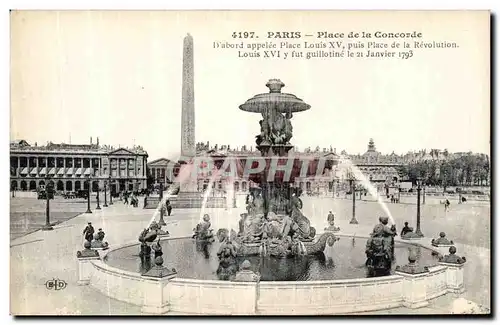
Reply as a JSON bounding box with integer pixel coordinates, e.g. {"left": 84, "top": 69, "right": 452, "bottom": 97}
{"left": 140, "top": 256, "right": 178, "bottom": 314}
{"left": 395, "top": 270, "right": 430, "bottom": 308}
{"left": 440, "top": 262, "right": 465, "bottom": 294}
{"left": 140, "top": 279, "right": 176, "bottom": 314}
{"left": 76, "top": 248, "right": 100, "bottom": 286}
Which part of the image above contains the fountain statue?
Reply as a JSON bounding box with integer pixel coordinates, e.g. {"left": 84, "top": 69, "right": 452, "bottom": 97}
{"left": 233, "top": 260, "right": 260, "bottom": 282}
{"left": 365, "top": 216, "right": 396, "bottom": 276}
{"left": 216, "top": 229, "right": 239, "bottom": 280}
{"left": 192, "top": 214, "right": 215, "bottom": 242}
{"left": 325, "top": 211, "right": 340, "bottom": 232}
{"left": 138, "top": 221, "right": 163, "bottom": 258}
{"left": 431, "top": 232, "right": 454, "bottom": 247}
{"left": 226, "top": 79, "right": 336, "bottom": 257}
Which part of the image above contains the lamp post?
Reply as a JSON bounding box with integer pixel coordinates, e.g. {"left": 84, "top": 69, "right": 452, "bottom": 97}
{"left": 103, "top": 180, "right": 108, "bottom": 207}
{"left": 42, "top": 176, "right": 54, "bottom": 231}
{"left": 95, "top": 181, "right": 101, "bottom": 210}
{"left": 108, "top": 175, "right": 113, "bottom": 205}
{"left": 422, "top": 182, "right": 426, "bottom": 205}
{"left": 86, "top": 175, "right": 92, "bottom": 214}
{"left": 415, "top": 177, "right": 424, "bottom": 237}
{"left": 349, "top": 174, "right": 358, "bottom": 224}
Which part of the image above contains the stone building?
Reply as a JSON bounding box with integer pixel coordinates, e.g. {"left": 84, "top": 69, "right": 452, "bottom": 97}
{"left": 10, "top": 138, "right": 148, "bottom": 194}
{"left": 147, "top": 158, "right": 180, "bottom": 185}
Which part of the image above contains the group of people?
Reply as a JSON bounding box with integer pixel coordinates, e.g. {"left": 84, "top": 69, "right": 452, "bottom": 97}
{"left": 82, "top": 222, "right": 107, "bottom": 248}
{"left": 121, "top": 191, "right": 139, "bottom": 207}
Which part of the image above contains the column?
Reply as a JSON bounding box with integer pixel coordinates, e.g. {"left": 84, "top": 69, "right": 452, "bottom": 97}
{"left": 17, "top": 156, "right": 20, "bottom": 176}
{"left": 98, "top": 157, "right": 101, "bottom": 176}
{"left": 27, "top": 156, "right": 30, "bottom": 170}
{"left": 35, "top": 156, "right": 39, "bottom": 177}
{"left": 64, "top": 157, "right": 66, "bottom": 169}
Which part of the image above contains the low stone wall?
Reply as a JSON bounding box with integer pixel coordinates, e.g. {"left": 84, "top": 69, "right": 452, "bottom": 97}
{"left": 257, "top": 277, "right": 404, "bottom": 315}
{"left": 143, "top": 195, "right": 227, "bottom": 209}
{"left": 167, "top": 278, "right": 257, "bottom": 314}
{"left": 78, "top": 254, "right": 464, "bottom": 315}
{"left": 399, "top": 192, "right": 490, "bottom": 201}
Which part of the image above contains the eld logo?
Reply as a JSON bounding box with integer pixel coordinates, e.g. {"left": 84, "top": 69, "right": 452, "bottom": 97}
{"left": 45, "top": 279, "right": 67, "bottom": 291}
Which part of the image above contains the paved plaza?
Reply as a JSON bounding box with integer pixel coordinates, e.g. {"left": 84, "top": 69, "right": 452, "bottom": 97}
{"left": 10, "top": 195, "right": 490, "bottom": 315}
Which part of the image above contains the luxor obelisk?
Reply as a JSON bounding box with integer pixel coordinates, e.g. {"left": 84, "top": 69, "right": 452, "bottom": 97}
{"left": 181, "top": 33, "right": 195, "bottom": 158}
{"left": 178, "top": 33, "right": 199, "bottom": 198}
{"left": 175, "top": 34, "right": 225, "bottom": 208}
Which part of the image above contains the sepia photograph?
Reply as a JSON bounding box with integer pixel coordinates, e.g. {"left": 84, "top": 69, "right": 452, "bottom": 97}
{"left": 9, "top": 10, "right": 491, "bottom": 316}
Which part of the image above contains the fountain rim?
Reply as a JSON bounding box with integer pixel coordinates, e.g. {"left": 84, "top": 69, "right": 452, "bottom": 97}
{"left": 239, "top": 93, "right": 311, "bottom": 113}
{"left": 101, "top": 232, "right": 442, "bottom": 278}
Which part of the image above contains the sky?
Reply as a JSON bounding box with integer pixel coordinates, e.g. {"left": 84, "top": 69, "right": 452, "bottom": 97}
{"left": 10, "top": 11, "right": 490, "bottom": 160}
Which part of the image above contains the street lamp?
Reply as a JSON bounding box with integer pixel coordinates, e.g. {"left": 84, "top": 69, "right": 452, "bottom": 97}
{"left": 415, "top": 177, "right": 424, "bottom": 237}
{"left": 103, "top": 180, "right": 108, "bottom": 207}
{"left": 108, "top": 175, "right": 113, "bottom": 205}
{"left": 349, "top": 174, "right": 359, "bottom": 224}
{"left": 95, "top": 181, "right": 101, "bottom": 210}
{"left": 422, "top": 178, "right": 426, "bottom": 205}
{"left": 42, "top": 176, "right": 54, "bottom": 231}
{"left": 86, "top": 175, "right": 92, "bottom": 214}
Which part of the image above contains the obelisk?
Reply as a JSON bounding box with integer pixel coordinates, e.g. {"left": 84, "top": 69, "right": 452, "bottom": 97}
{"left": 181, "top": 33, "right": 195, "bottom": 158}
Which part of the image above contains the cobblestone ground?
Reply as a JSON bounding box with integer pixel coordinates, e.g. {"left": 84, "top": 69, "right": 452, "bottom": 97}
{"left": 9, "top": 195, "right": 490, "bottom": 315}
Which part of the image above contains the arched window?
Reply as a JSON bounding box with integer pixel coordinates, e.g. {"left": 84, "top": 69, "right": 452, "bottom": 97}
{"left": 234, "top": 181, "right": 240, "bottom": 192}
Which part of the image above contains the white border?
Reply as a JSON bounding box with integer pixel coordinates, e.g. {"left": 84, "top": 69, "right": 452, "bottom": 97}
{"left": 2, "top": 1, "right": 497, "bottom": 324}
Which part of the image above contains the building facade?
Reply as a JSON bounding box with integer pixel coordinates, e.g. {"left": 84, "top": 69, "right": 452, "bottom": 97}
{"left": 10, "top": 139, "right": 148, "bottom": 194}
{"left": 147, "top": 158, "right": 180, "bottom": 186}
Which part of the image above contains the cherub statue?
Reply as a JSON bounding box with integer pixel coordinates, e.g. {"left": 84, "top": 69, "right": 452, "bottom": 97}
{"left": 192, "top": 214, "right": 215, "bottom": 242}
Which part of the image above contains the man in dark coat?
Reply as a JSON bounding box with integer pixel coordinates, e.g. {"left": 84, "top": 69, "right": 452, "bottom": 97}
{"left": 83, "top": 222, "right": 95, "bottom": 242}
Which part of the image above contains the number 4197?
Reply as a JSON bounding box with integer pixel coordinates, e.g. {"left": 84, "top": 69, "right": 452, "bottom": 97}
{"left": 232, "top": 32, "right": 256, "bottom": 38}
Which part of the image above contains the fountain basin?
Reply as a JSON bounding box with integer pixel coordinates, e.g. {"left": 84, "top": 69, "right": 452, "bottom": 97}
{"left": 79, "top": 234, "right": 465, "bottom": 315}
{"left": 103, "top": 235, "right": 439, "bottom": 281}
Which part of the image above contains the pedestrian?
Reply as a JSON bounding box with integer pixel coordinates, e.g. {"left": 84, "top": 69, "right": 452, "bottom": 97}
{"left": 124, "top": 192, "right": 129, "bottom": 205}
{"left": 83, "top": 222, "right": 95, "bottom": 243}
{"left": 445, "top": 199, "right": 450, "bottom": 212}
{"left": 400, "top": 222, "right": 411, "bottom": 237}
{"left": 166, "top": 199, "right": 172, "bottom": 216}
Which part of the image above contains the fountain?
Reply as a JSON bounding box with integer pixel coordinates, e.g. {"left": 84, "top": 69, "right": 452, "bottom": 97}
{"left": 218, "top": 79, "right": 337, "bottom": 257}
{"left": 86, "top": 79, "right": 466, "bottom": 315}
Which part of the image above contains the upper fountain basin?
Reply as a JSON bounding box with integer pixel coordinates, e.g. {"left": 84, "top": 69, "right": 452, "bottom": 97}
{"left": 239, "top": 79, "right": 311, "bottom": 113}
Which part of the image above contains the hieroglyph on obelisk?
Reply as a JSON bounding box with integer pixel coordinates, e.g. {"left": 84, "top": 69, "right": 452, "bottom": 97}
{"left": 181, "top": 33, "right": 196, "bottom": 158}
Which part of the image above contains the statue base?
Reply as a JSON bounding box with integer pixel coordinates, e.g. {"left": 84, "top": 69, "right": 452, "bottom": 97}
{"left": 257, "top": 144, "right": 294, "bottom": 157}
{"left": 172, "top": 192, "right": 227, "bottom": 208}
{"left": 324, "top": 226, "right": 341, "bottom": 233}
{"left": 90, "top": 240, "right": 109, "bottom": 250}
{"left": 233, "top": 232, "right": 336, "bottom": 256}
